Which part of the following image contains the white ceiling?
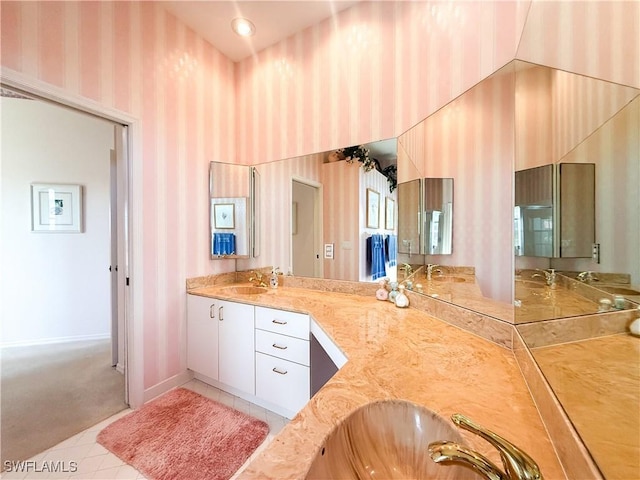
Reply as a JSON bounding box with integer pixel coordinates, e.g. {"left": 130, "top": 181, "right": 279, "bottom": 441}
{"left": 162, "top": 1, "right": 360, "bottom": 62}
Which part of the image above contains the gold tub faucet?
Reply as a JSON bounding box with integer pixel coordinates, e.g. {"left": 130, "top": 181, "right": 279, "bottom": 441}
{"left": 428, "top": 413, "right": 543, "bottom": 480}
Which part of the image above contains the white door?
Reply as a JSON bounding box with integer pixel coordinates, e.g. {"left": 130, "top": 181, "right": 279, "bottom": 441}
{"left": 292, "top": 180, "right": 322, "bottom": 277}
{"left": 111, "top": 125, "right": 129, "bottom": 389}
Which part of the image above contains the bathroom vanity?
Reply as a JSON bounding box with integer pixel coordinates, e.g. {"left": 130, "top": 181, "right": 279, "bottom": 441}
{"left": 186, "top": 278, "right": 566, "bottom": 479}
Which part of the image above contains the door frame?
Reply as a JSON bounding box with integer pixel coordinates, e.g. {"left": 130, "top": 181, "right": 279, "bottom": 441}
{"left": 1, "top": 67, "right": 143, "bottom": 408}
{"left": 291, "top": 176, "right": 323, "bottom": 278}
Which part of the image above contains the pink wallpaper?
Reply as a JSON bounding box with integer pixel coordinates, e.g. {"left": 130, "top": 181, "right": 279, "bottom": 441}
{"left": 3, "top": 0, "right": 638, "bottom": 397}
{"left": 234, "top": 0, "right": 524, "bottom": 165}
{"left": 1, "top": 1, "right": 236, "bottom": 391}
{"left": 517, "top": 1, "right": 640, "bottom": 90}
{"left": 322, "top": 161, "right": 360, "bottom": 281}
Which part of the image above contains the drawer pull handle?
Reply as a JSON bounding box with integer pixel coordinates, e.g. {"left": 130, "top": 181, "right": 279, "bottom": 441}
{"left": 272, "top": 367, "right": 288, "bottom": 375}
{"left": 272, "top": 319, "right": 287, "bottom": 325}
{"left": 272, "top": 343, "right": 288, "bottom": 350}
{"left": 209, "top": 305, "right": 215, "bottom": 319}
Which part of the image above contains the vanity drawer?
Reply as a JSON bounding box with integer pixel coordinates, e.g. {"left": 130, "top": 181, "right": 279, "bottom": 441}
{"left": 255, "top": 329, "right": 309, "bottom": 366}
{"left": 255, "top": 306, "right": 309, "bottom": 340}
{"left": 255, "top": 352, "right": 310, "bottom": 416}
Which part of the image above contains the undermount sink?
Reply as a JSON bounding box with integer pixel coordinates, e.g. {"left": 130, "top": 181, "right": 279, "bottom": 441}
{"left": 599, "top": 286, "right": 640, "bottom": 296}
{"left": 432, "top": 276, "right": 466, "bottom": 283}
{"left": 305, "top": 400, "right": 476, "bottom": 480}
{"left": 220, "top": 285, "right": 268, "bottom": 295}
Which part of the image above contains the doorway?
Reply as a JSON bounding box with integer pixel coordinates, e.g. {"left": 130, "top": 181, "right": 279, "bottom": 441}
{"left": 291, "top": 179, "right": 322, "bottom": 278}
{"left": 0, "top": 87, "right": 130, "bottom": 463}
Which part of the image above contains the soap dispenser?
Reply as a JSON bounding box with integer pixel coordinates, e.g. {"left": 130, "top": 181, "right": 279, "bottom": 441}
{"left": 269, "top": 267, "right": 280, "bottom": 288}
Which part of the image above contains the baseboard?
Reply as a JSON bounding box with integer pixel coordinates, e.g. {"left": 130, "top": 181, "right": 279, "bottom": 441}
{"left": 192, "top": 372, "right": 296, "bottom": 419}
{"left": 0, "top": 333, "right": 111, "bottom": 348}
{"left": 115, "top": 362, "right": 125, "bottom": 374}
{"left": 143, "top": 370, "right": 193, "bottom": 403}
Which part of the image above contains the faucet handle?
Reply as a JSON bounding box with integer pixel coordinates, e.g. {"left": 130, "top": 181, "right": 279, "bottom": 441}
{"left": 429, "top": 441, "right": 505, "bottom": 480}
{"left": 452, "top": 414, "right": 543, "bottom": 480}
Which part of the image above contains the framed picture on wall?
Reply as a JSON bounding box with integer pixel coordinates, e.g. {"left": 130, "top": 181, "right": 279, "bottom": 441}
{"left": 213, "top": 203, "right": 235, "bottom": 229}
{"left": 385, "top": 197, "right": 395, "bottom": 230}
{"left": 366, "top": 188, "right": 380, "bottom": 229}
{"left": 31, "top": 183, "right": 83, "bottom": 233}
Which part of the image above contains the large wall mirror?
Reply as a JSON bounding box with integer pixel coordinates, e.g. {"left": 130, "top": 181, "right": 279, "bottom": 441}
{"left": 216, "top": 60, "right": 638, "bottom": 478}
{"left": 513, "top": 62, "right": 640, "bottom": 480}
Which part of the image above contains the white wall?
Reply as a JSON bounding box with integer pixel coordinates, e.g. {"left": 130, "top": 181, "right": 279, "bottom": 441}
{"left": 1, "top": 98, "right": 114, "bottom": 346}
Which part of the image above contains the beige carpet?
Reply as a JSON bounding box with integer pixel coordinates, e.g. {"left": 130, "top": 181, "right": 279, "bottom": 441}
{"left": 1, "top": 339, "right": 127, "bottom": 466}
{"left": 98, "top": 388, "right": 269, "bottom": 480}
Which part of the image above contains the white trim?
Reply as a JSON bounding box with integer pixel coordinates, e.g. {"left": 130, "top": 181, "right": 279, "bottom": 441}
{"left": 1, "top": 66, "right": 143, "bottom": 409}
{"left": 1, "top": 67, "right": 137, "bottom": 125}
{"left": 0, "top": 333, "right": 110, "bottom": 349}
{"left": 143, "top": 370, "right": 193, "bottom": 403}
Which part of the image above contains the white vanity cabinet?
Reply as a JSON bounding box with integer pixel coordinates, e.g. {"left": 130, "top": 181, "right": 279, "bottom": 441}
{"left": 187, "top": 294, "right": 219, "bottom": 381}
{"left": 255, "top": 306, "right": 310, "bottom": 417}
{"left": 187, "top": 294, "right": 255, "bottom": 396}
{"left": 188, "top": 296, "right": 323, "bottom": 418}
{"left": 217, "top": 300, "right": 255, "bottom": 394}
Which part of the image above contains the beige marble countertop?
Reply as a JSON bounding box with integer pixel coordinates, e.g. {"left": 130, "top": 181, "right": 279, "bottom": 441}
{"left": 532, "top": 334, "right": 640, "bottom": 480}
{"left": 188, "top": 283, "right": 565, "bottom": 479}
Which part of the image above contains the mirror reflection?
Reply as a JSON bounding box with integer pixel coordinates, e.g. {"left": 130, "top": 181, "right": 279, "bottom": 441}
{"left": 397, "top": 62, "right": 516, "bottom": 321}
{"left": 514, "top": 62, "right": 640, "bottom": 321}
{"left": 210, "top": 162, "right": 256, "bottom": 259}
{"left": 423, "top": 178, "right": 453, "bottom": 255}
{"left": 236, "top": 139, "right": 399, "bottom": 282}
{"left": 218, "top": 59, "right": 638, "bottom": 480}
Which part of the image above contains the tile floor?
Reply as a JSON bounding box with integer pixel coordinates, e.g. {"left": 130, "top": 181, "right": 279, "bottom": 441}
{"left": 1, "top": 379, "right": 288, "bottom": 480}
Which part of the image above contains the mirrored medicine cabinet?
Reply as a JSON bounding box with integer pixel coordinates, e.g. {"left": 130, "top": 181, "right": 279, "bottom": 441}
{"left": 397, "top": 177, "right": 454, "bottom": 256}
{"left": 514, "top": 163, "right": 595, "bottom": 258}
{"left": 209, "top": 162, "right": 260, "bottom": 259}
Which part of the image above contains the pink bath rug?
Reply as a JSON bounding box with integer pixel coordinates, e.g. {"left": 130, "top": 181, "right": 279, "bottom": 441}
{"left": 97, "top": 387, "right": 269, "bottom": 480}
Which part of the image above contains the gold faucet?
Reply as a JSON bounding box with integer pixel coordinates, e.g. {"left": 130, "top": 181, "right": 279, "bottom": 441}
{"left": 577, "top": 271, "right": 599, "bottom": 283}
{"left": 248, "top": 271, "right": 267, "bottom": 287}
{"left": 532, "top": 268, "right": 556, "bottom": 288}
{"left": 400, "top": 263, "right": 413, "bottom": 277}
{"left": 426, "top": 263, "right": 442, "bottom": 280}
{"left": 428, "top": 413, "right": 543, "bottom": 480}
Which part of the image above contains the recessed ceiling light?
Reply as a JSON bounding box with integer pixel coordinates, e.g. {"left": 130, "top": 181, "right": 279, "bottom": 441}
{"left": 231, "top": 17, "right": 256, "bottom": 37}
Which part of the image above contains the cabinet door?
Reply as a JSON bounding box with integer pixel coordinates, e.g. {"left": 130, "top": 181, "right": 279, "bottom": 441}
{"left": 187, "top": 295, "right": 218, "bottom": 380}
{"left": 218, "top": 300, "right": 255, "bottom": 395}
{"left": 256, "top": 352, "right": 310, "bottom": 417}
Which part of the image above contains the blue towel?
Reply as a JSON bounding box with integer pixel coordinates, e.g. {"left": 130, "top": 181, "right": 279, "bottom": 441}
{"left": 212, "top": 233, "right": 236, "bottom": 256}
{"left": 386, "top": 235, "right": 397, "bottom": 267}
{"left": 369, "top": 234, "right": 386, "bottom": 281}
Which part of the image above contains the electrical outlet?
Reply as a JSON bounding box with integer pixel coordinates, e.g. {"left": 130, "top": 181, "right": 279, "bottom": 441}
{"left": 592, "top": 243, "right": 600, "bottom": 263}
